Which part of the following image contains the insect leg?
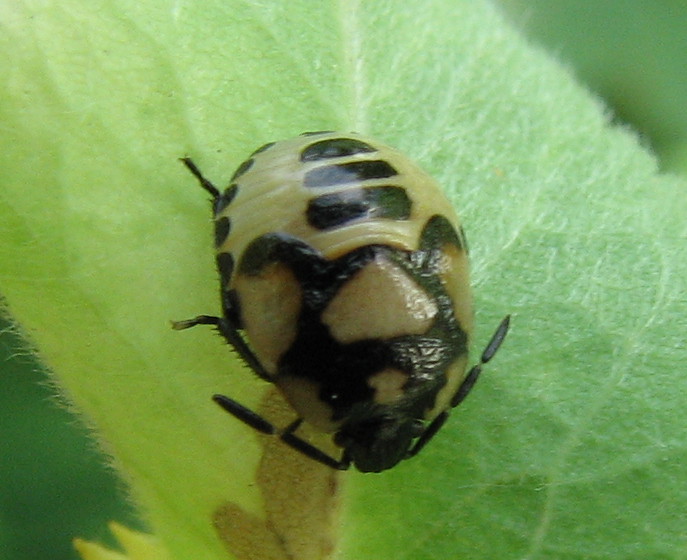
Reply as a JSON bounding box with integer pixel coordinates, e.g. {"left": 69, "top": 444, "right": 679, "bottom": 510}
{"left": 280, "top": 419, "right": 351, "bottom": 471}
{"left": 451, "top": 314, "right": 510, "bottom": 408}
{"left": 180, "top": 157, "right": 221, "bottom": 199}
{"left": 213, "top": 396, "right": 350, "bottom": 470}
{"left": 172, "top": 315, "right": 272, "bottom": 381}
{"left": 213, "top": 394, "right": 276, "bottom": 434}
{"left": 406, "top": 414, "right": 448, "bottom": 458}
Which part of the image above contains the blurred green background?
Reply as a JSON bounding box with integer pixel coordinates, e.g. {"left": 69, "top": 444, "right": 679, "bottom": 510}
{"left": 498, "top": 0, "right": 687, "bottom": 173}
{"left": 1, "top": 2, "right": 686, "bottom": 559}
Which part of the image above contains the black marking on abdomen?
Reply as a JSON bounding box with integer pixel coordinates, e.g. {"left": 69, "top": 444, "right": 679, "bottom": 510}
{"left": 277, "top": 241, "right": 464, "bottom": 421}
{"left": 216, "top": 252, "right": 235, "bottom": 288}
{"left": 238, "top": 233, "right": 326, "bottom": 278}
{"left": 300, "top": 138, "right": 376, "bottom": 162}
{"left": 214, "top": 216, "right": 231, "bottom": 247}
{"left": 419, "top": 215, "right": 465, "bottom": 252}
{"left": 234, "top": 232, "right": 467, "bottom": 421}
{"left": 406, "top": 215, "right": 467, "bottom": 276}
{"left": 214, "top": 184, "right": 238, "bottom": 215}
{"left": 304, "top": 160, "right": 398, "bottom": 188}
{"left": 223, "top": 288, "right": 243, "bottom": 329}
{"left": 458, "top": 225, "right": 469, "bottom": 254}
{"left": 230, "top": 158, "right": 254, "bottom": 181}
{"left": 306, "top": 186, "right": 411, "bottom": 230}
{"left": 250, "top": 141, "right": 275, "bottom": 157}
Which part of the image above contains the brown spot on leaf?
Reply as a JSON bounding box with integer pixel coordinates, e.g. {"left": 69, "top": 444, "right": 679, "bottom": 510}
{"left": 213, "top": 390, "right": 342, "bottom": 560}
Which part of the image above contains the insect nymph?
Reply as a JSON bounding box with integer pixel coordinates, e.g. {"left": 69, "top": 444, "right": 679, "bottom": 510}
{"left": 174, "top": 132, "right": 509, "bottom": 473}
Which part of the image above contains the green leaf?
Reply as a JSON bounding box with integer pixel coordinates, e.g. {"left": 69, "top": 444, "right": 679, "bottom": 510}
{"left": 2, "top": 1, "right": 686, "bottom": 559}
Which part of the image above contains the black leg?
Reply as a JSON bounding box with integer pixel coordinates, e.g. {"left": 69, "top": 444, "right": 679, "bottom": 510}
{"left": 171, "top": 314, "right": 222, "bottom": 330}
{"left": 281, "top": 419, "right": 351, "bottom": 470}
{"left": 172, "top": 314, "right": 272, "bottom": 381}
{"left": 480, "top": 314, "right": 511, "bottom": 364}
{"left": 450, "top": 363, "right": 482, "bottom": 408}
{"left": 213, "top": 395, "right": 350, "bottom": 470}
{"left": 213, "top": 394, "right": 276, "bottom": 434}
{"left": 451, "top": 315, "right": 510, "bottom": 408}
{"left": 406, "top": 413, "right": 448, "bottom": 458}
{"left": 180, "top": 157, "right": 220, "bottom": 199}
